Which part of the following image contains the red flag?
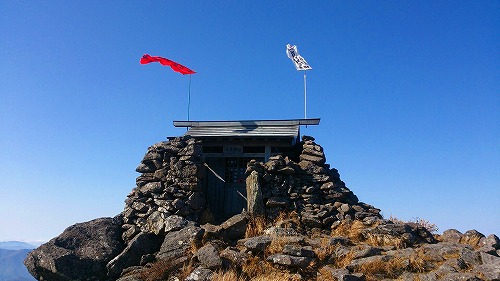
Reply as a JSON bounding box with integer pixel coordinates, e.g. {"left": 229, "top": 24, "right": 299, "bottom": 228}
{"left": 140, "top": 54, "right": 196, "bottom": 75}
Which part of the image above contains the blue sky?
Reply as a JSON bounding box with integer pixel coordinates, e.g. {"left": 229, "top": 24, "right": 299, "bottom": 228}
{"left": 0, "top": 1, "right": 498, "bottom": 242}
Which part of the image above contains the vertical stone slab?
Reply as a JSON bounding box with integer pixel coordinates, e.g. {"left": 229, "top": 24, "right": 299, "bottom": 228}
{"left": 246, "top": 170, "right": 265, "bottom": 217}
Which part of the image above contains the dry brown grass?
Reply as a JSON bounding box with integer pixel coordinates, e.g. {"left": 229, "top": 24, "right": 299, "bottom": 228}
{"left": 314, "top": 237, "right": 339, "bottom": 262}
{"left": 211, "top": 268, "right": 247, "bottom": 281}
{"left": 460, "top": 235, "right": 482, "bottom": 249}
{"left": 140, "top": 258, "right": 180, "bottom": 281}
{"left": 332, "top": 249, "right": 357, "bottom": 269}
{"left": 265, "top": 237, "right": 288, "bottom": 255}
{"left": 408, "top": 256, "right": 426, "bottom": 273}
{"left": 240, "top": 256, "right": 304, "bottom": 281}
{"left": 179, "top": 259, "right": 195, "bottom": 280}
{"left": 442, "top": 251, "right": 461, "bottom": 260}
{"left": 273, "top": 211, "right": 301, "bottom": 229}
{"left": 331, "top": 220, "right": 367, "bottom": 242}
{"left": 241, "top": 256, "right": 274, "bottom": 278}
{"left": 245, "top": 216, "right": 268, "bottom": 238}
{"left": 366, "top": 233, "right": 405, "bottom": 249}
{"left": 250, "top": 271, "right": 302, "bottom": 281}
{"left": 358, "top": 256, "right": 407, "bottom": 279}
{"left": 317, "top": 266, "right": 339, "bottom": 281}
{"left": 407, "top": 248, "right": 434, "bottom": 273}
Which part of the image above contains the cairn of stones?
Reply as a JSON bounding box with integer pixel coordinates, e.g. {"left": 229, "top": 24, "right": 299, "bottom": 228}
{"left": 122, "top": 135, "right": 382, "bottom": 243}
{"left": 122, "top": 136, "right": 206, "bottom": 243}
{"left": 246, "top": 135, "right": 382, "bottom": 229}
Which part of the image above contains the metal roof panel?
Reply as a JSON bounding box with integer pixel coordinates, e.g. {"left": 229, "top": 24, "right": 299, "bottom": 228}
{"left": 185, "top": 125, "right": 299, "bottom": 138}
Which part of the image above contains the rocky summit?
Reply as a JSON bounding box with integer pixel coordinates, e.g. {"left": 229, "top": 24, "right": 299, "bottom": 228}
{"left": 25, "top": 135, "right": 500, "bottom": 281}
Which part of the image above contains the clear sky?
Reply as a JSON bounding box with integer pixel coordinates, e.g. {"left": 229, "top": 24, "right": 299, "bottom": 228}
{"left": 1, "top": 1, "right": 498, "bottom": 242}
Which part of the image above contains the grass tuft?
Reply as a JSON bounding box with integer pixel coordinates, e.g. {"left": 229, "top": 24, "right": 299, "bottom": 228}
{"left": 460, "top": 235, "right": 482, "bottom": 249}
{"left": 314, "top": 237, "right": 339, "bottom": 262}
{"left": 245, "top": 216, "right": 268, "bottom": 238}
{"left": 331, "top": 220, "right": 366, "bottom": 242}
{"left": 358, "top": 256, "right": 407, "bottom": 279}
{"left": 366, "top": 233, "right": 405, "bottom": 249}
{"left": 389, "top": 216, "right": 438, "bottom": 233}
{"left": 211, "top": 268, "right": 247, "bottom": 281}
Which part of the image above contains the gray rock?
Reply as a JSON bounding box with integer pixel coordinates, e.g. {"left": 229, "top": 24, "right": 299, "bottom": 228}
{"left": 299, "top": 153, "right": 325, "bottom": 165}
{"left": 246, "top": 171, "right": 265, "bottom": 216}
{"left": 351, "top": 245, "right": 382, "bottom": 259}
{"left": 219, "top": 213, "right": 248, "bottom": 241}
{"left": 156, "top": 226, "right": 204, "bottom": 260}
{"left": 475, "top": 252, "right": 500, "bottom": 280}
{"left": 136, "top": 162, "right": 156, "bottom": 173}
{"left": 143, "top": 151, "right": 162, "bottom": 161}
{"left": 115, "top": 265, "right": 146, "bottom": 281}
{"left": 479, "top": 234, "right": 500, "bottom": 255}
{"left": 327, "top": 236, "right": 351, "bottom": 246}
{"left": 282, "top": 245, "right": 315, "bottom": 258}
{"left": 138, "top": 182, "right": 163, "bottom": 195}
{"left": 438, "top": 272, "right": 482, "bottom": 281}
{"left": 398, "top": 272, "right": 438, "bottom": 281}
{"left": 24, "top": 217, "right": 124, "bottom": 281}
{"left": 178, "top": 144, "right": 202, "bottom": 156}
{"left": 320, "top": 182, "right": 335, "bottom": 190}
{"left": 460, "top": 247, "right": 482, "bottom": 267}
{"left": 346, "top": 255, "right": 392, "bottom": 271}
{"left": 185, "top": 267, "right": 213, "bottom": 281}
{"left": 277, "top": 166, "right": 295, "bottom": 174}
{"left": 266, "top": 197, "right": 289, "bottom": 207}
{"left": 298, "top": 160, "right": 326, "bottom": 174}
{"left": 267, "top": 254, "right": 312, "bottom": 269}
{"left": 194, "top": 243, "right": 222, "bottom": 269}
{"left": 136, "top": 173, "right": 156, "bottom": 187}
{"left": 122, "top": 224, "right": 140, "bottom": 242}
{"left": 154, "top": 167, "right": 169, "bottom": 179}
{"left": 220, "top": 247, "right": 249, "bottom": 266}
{"left": 144, "top": 211, "right": 168, "bottom": 235}
{"left": 164, "top": 215, "right": 189, "bottom": 233}
{"left": 302, "top": 147, "right": 325, "bottom": 158}
{"left": 301, "top": 214, "right": 322, "bottom": 228}
{"left": 319, "top": 266, "right": 363, "bottom": 281}
{"left": 263, "top": 227, "right": 300, "bottom": 237}
{"left": 131, "top": 201, "right": 149, "bottom": 212}
{"left": 340, "top": 203, "right": 350, "bottom": 213}
{"left": 107, "top": 232, "right": 162, "bottom": 278}
{"left": 242, "top": 235, "right": 272, "bottom": 253}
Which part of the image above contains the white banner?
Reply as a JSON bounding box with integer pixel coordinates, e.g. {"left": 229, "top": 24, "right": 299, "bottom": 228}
{"left": 286, "top": 44, "right": 312, "bottom": 71}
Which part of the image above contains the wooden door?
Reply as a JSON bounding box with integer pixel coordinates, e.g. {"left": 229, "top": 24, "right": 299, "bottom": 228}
{"left": 223, "top": 157, "right": 250, "bottom": 218}
{"left": 205, "top": 157, "right": 225, "bottom": 222}
{"left": 205, "top": 157, "right": 263, "bottom": 222}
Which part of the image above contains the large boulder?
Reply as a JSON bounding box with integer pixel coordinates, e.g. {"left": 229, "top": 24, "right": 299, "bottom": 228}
{"left": 24, "top": 217, "right": 125, "bottom": 281}
{"left": 106, "top": 232, "right": 163, "bottom": 278}
{"left": 156, "top": 225, "right": 204, "bottom": 260}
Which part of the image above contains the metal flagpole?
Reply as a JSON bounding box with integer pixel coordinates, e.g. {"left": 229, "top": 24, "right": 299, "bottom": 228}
{"left": 188, "top": 74, "right": 192, "bottom": 121}
{"left": 304, "top": 70, "right": 307, "bottom": 119}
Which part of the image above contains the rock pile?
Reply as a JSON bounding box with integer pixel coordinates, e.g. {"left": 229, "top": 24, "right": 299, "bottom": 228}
{"left": 121, "top": 136, "right": 205, "bottom": 242}
{"left": 247, "top": 136, "right": 382, "bottom": 229}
